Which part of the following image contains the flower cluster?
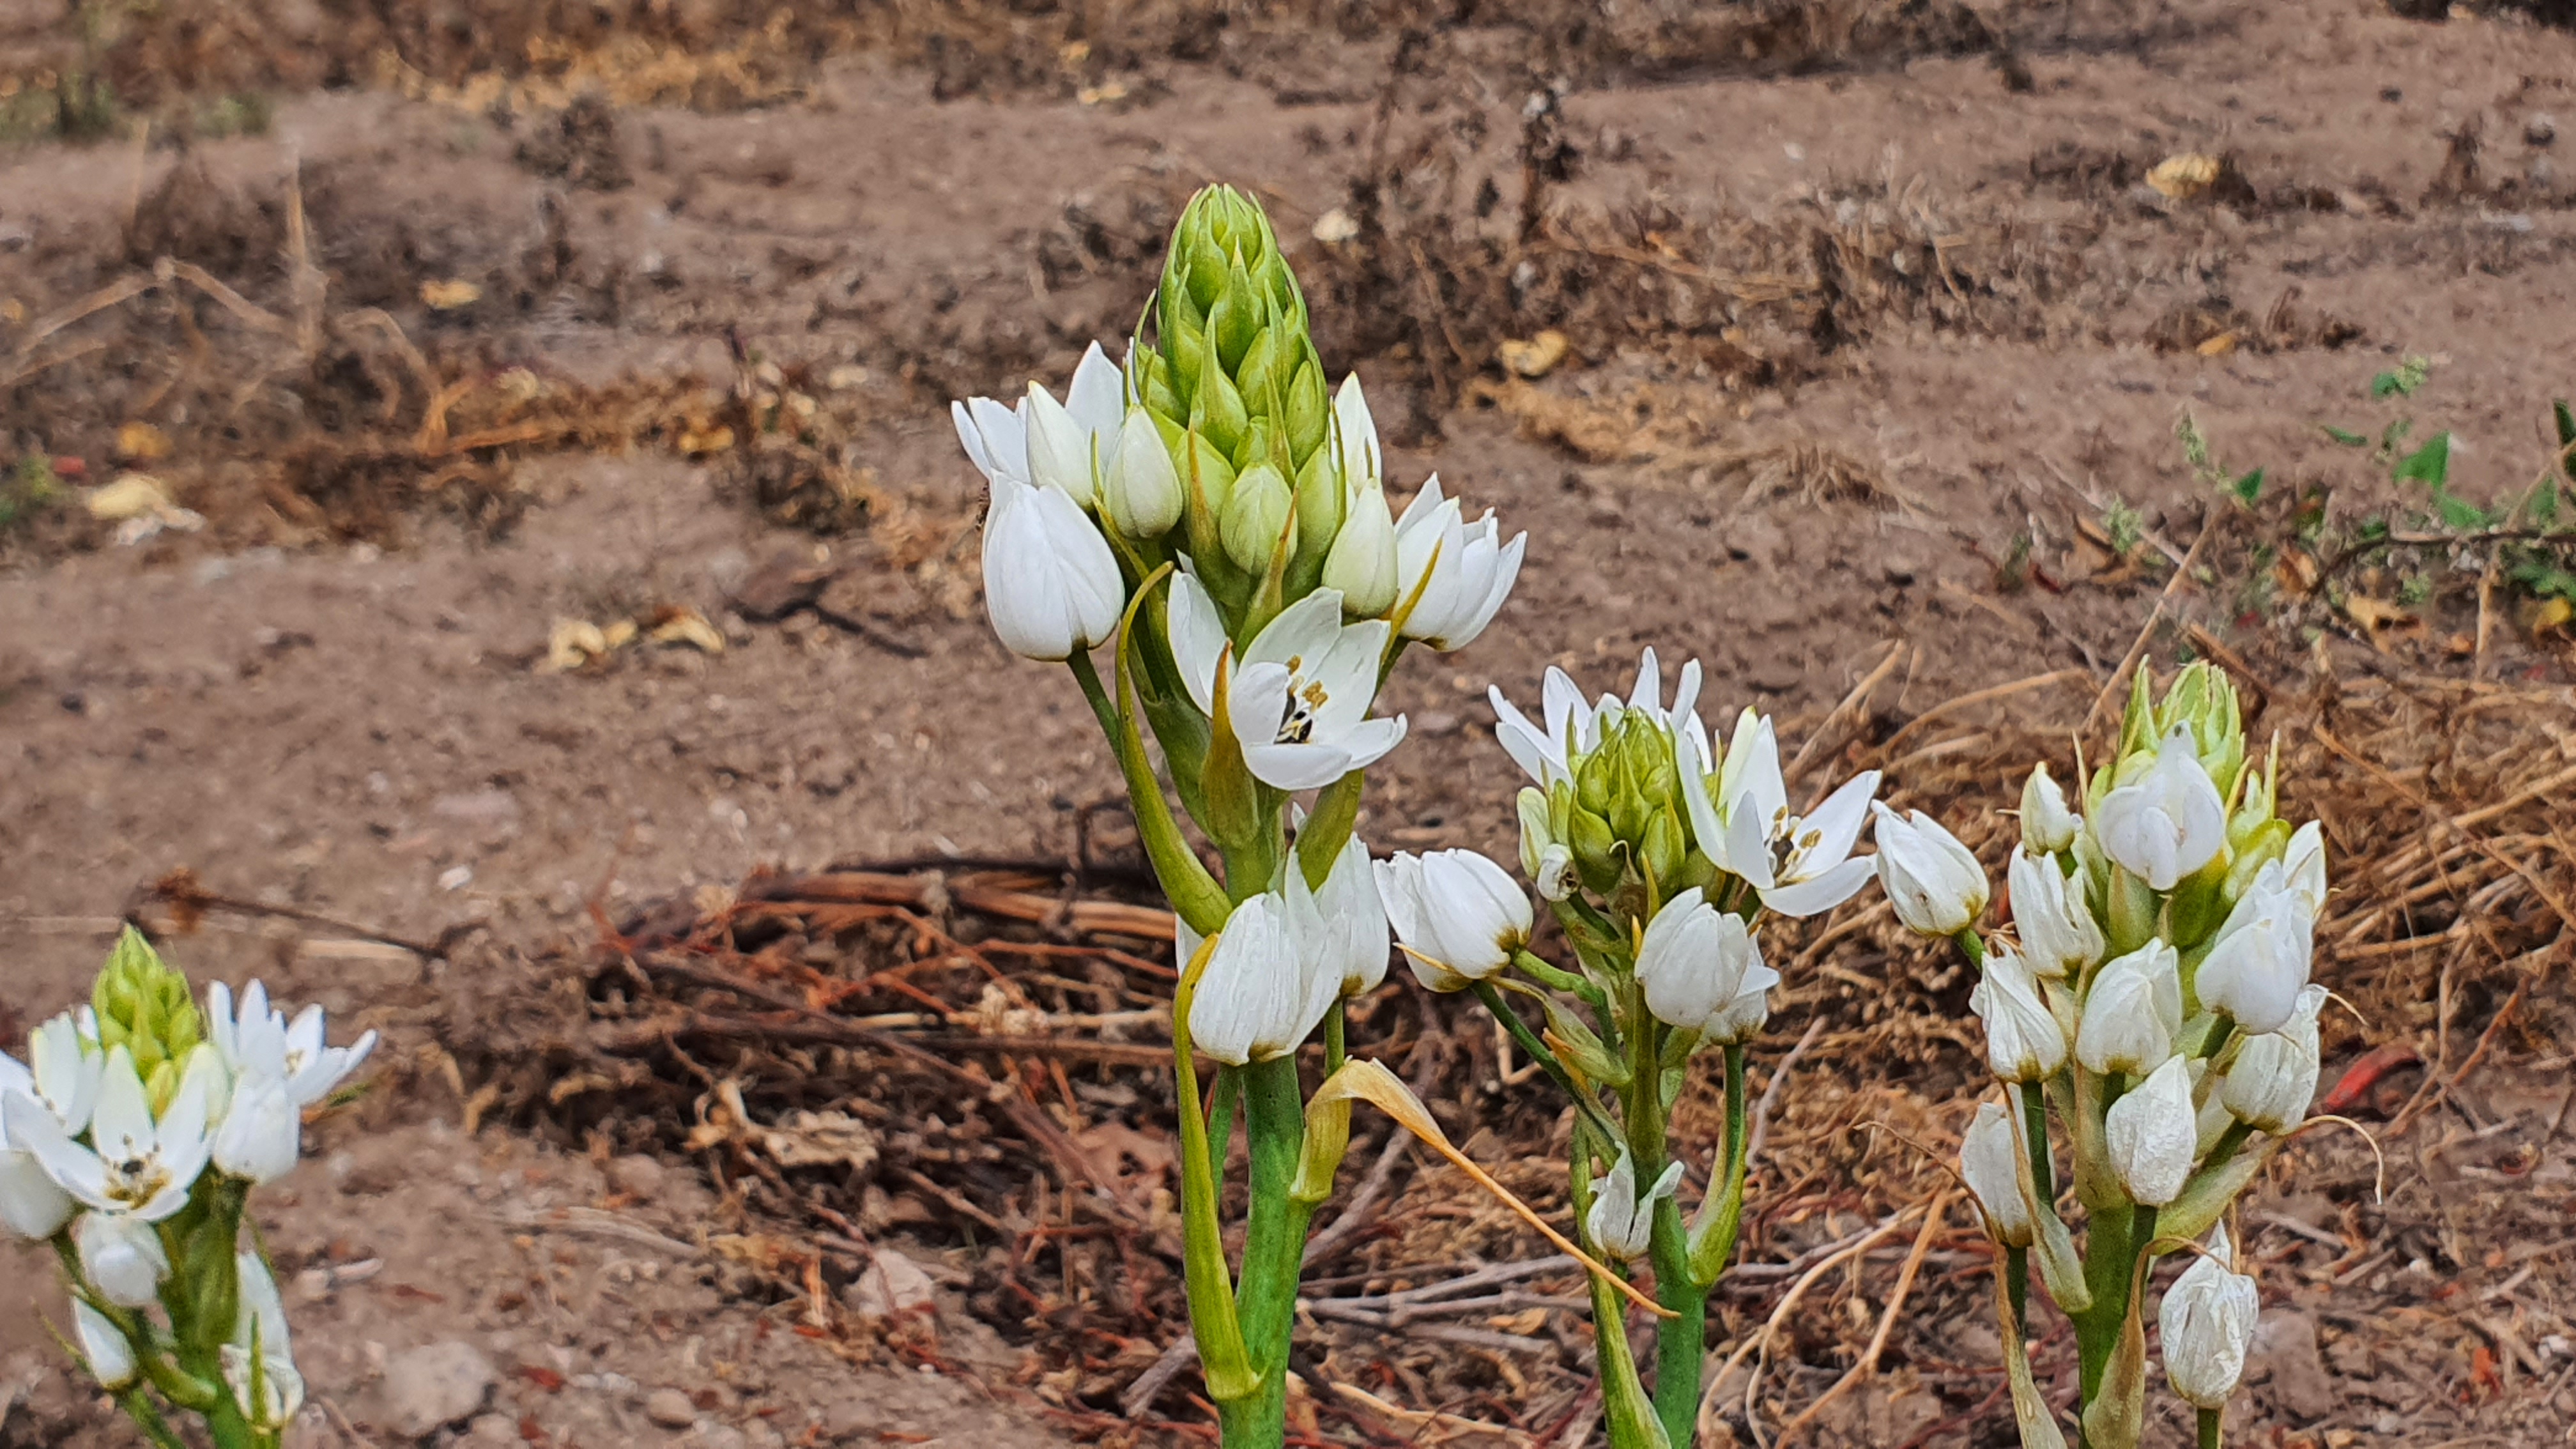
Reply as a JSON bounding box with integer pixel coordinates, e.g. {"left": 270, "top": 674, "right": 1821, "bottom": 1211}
{"left": 1898, "top": 664, "right": 2326, "bottom": 1447}
{"left": 953, "top": 186, "right": 1524, "bottom": 1445}
{"left": 2, "top": 930, "right": 373, "bottom": 1448}
{"left": 1409, "top": 648, "right": 1883, "bottom": 1447}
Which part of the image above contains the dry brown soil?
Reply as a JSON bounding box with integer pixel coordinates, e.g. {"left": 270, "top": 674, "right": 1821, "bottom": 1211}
{"left": 5, "top": 0, "right": 2576, "bottom": 1445}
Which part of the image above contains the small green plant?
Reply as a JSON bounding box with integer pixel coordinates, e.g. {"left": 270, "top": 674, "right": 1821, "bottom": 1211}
{"left": 1, "top": 455, "right": 64, "bottom": 529}
{"left": 2177, "top": 408, "right": 2266, "bottom": 505}
{"left": 2103, "top": 495, "right": 2147, "bottom": 561}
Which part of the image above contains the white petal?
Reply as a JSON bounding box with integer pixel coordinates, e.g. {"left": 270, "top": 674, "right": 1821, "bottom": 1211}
{"left": 1762, "top": 857, "right": 1878, "bottom": 917}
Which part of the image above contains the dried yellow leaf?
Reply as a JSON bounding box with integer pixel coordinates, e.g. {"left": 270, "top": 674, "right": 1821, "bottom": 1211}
{"left": 85, "top": 473, "right": 173, "bottom": 521}
{"left": 114, "top": 421, "right": 171, "bottom": 462}
{"left": 2147, "top": 153, "right": 2223, "bottom": 199}
{"left": 647, "top": 606, "right": 726, "bottom": 654}
{"left": 420, "top": 278, "right": 482, "bottom": 310}
{"left": 1498, "top": 330, "right": 1572, "bottom": 379}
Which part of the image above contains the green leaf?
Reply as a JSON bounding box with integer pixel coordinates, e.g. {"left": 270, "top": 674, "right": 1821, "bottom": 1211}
{"left": 2321, "top": 425, "right": 2368, "bottom": 447}
{"left": 2230, "top": 467, "right": 2266, "bottom": 504}
{"left": 2552, "top": 399, "right": 2574, "bottom": 467}
{"left": 2392, "top": 432, "right": 2451, "bottom": 489}
{"left": 2369, "top": 371, "right": 2403, "bottom": 399}
{"left": 2435, "top": 493, "right": 2492, "bottom": 530}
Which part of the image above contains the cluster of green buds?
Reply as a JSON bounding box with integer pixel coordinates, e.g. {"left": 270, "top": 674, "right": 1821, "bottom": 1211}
{"left": 1886, "top": 663, "right": 2333, "bottom": 1449}
{"left": 90, "top": 931, "right": 206, "bottom": 1103}
{"left": 1376, "top": 650, "right": 1890, "bottom": 1448}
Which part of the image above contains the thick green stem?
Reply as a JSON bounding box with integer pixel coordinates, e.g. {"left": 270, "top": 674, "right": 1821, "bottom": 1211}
{"left": 2202, "top": 1119, "right": 2254, "bottom": 1172}
{"left": 113, "top": 1390, "right": 192, "bottom": 1449}
{"left": 2005, "top": 1245, "right": 2030, "bottom": 1333}
{"left": 2197, "top": 1406, "right": 2223, "bottom": 1449}
{"left": 1229, "top": 1057, "right": 1314, "bottom": 1444}
{"left": 2073, "top": 1202, "right": 2133, "bottom": 1404}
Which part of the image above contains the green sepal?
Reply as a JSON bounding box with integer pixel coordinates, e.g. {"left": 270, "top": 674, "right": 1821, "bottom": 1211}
{"left": 1537, "top": 993, "right": 1629, "bottom": 1086}
{"left": 1166, "top": 932, "right": 1259, "bottom": 1402}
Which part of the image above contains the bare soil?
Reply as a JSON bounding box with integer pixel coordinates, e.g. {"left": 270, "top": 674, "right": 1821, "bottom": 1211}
{"left": 6, "top": 1, "right": 2576, "bottom": 1445}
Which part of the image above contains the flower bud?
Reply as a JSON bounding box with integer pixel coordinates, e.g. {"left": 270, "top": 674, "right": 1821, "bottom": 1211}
{"left": 2220, "top": 984, "right": 2325, "bottom": 1133}
{"left": 1959, "top": 1098, "right": 2034, "bottom": 1247}
{"left": 1333, "top": 373, "right": 1382, "bottom": 493}
{"left": 1872, "top": 805, "right": 1989, "bottom": 937}
{"left": 2155, "top": 662, "right": 2247, "bottom": 801}
{"left": 2075, "top": 942, "right": 2184, "bottom": 1076}
{"left": 980, "top": 475, "right": 1125, "bottom": 662}
{"left": 77, "top": 1210, "right": 171, "bottom": 1308}
{"left": 2096, "top": 725, "right": 2229, "bottom": 891}
{"left": 2020, "top": 763, "right": 2080, "bottom": 855}
{"left": 2009, "top": 848, "right": 2102, "bottom": 979}
{"left": 2281, "top": 820, "right": 2327, "bottom": 917}
{"left": 91, "top": 928, "right": 202, "bottom": 1085}
{"left": 2104, "top": 1055, "right": 2197, "bottom": 1206}
{"left": 1299, "top": 832, "right": 1392, "bottom": 999}
{"left": 1376, "top": 849, "right": 1531, "bottom": 990}
{"left": 1702, "top": 963, "right": 1779, "bottom": 1046}
{"left": 1390, "top": 477, "right": 1524, "bottom": 651}
{"left": 1220, "top": 461, "right": 1295, "bottom": 575}
{"left": 1025, "top": 382, "right": 1100, "bottom": 508}
{"left": 1586, "top": 1148, "right": 1683, "bottom": 1261}
{"left": 1186, "top": 893, "right": 1338, "bottom": 1066}
{"left": 1970, "top": 945, "right": 2067, "bottom": 1084}
{"left": 1103, "top": 409, "right": 1184, "bottom": 539}
{"left": 224, "top": 1251, "right": 303, "bottom": 1430}
{"left": 1636, "top": 888, "right": 1764, "bottom": 1032}
{"left": 73, "top": 1300, "right": 136, "bottom": 1390}
{"left": 2195, "top": 865, "right": 2313, "bottom": 1035}
{"left": 2159, "top": 1224, "right": 2260, "bottom": 1410}
{"left": 1322, "top": 482, "right": 1400, "bottom": 618}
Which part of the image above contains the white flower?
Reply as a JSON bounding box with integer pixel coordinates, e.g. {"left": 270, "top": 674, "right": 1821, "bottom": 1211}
{"left": 2281, "top": 820, "right": 2328, "bottom": 917}
{"left": 1683, "top": 710, "right": 1879, "bottom": 917}
{"left": 5, "top": 1043, "right": 215, "bottom": 1223}
{"left": 76, "top": 1209, "right": 171, "bottom": 1308}
{"left": 212, "top": 1074, "right": 302, "bottom": 1184}
{"left": 206, "top": 981, "right": 378, "bottom": 1108}
{"left": 2075, "top": 942, "right": 2184, "bottom": 1077}
{"left": 2104, "top": 1055, "right": 2197, "bottom": 1206}
{"left": 1586, "top": 1148, "right": 1684, "bottom": 1261}
{"left": 1702, "top": 963, "right": 1781, "bottom": 1046}
{"left": 1634, "top": 888, "right": 1764, "bottom": 1033}
{"left": 2020, "top": 763, "right": 2080, "bottom": 855}
{"left": 1389, "top": 475, "right": 1524, "bottom": 650}
{"left": 2159, "top": 1224, "right": 2260, "bottom": 1409}
{"left": 1376, "top": 849, "right": 1531, "bottom": 990}
{"left": 1970, "top": 945, "right": 2067, "bottom": 1084}
{"left": 2009, "top": 848, "right": 2102, "bottom": 979}
{"left": 2196, "top": 865, "right": 2314, "bottom": 1035}
{"left": 2095, "top": 726, "right": 2228, "bottom": 890}
{"left": 2220, "top": 984, "right": 2326, "bottom": 1133}
{"left": 1184, "top": 894, "right": 1337, "bottom": 1068}
{"left": 0, "top": 1049, "right": 78, "bottom": 1240}
{"left": 1020, "top": 343, "right": 1125, "bottom": 509}
{"left": 15, "top": 1012, "right": 105, "bottom": 1133}
{"left": 73, "top": 1300, "right": 136, "bottom": 1390}
{"left": 222, "top": 1252, "right": 303, "bottom": 1431}
{"left": 1296, "top": 831, "right": 1392, "bottom": 998}
{"left": 1322, "top": 484, "right": 1400, "bottom": 618}
{"left": 978, "top": 471, "right": 1125, "bottom": 662}
{"left": 1103, "top": 408, "right": 1184, "bottom": 539}
{"left": 1873, "top": 804, "right": 1989, "bottom": 937}
{"left": 1959, "top": 1098, "right": 2034, "bottom": 1247}
{"left": 1490, "top": 649, "right": 1701, "bottom": 791}
{"left": 951, "top": 394, "right": 1028, "bottom": 487}
{"left": 1170, "top": 581, "right": 1407, "bottom": 790}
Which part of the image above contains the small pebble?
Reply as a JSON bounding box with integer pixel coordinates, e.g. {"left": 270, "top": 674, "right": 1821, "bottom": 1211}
{"left": 379, "top": 1342, "right": 497, "bottom": 1437}
{"left": 645, "top": 1388, "right": 698, "bottom": 1429}
{"left": 439, "top": 864, "right": 474, "bottom": 891}
{"left": 2527, "top": 112, "right": 2557, "bottom": 147}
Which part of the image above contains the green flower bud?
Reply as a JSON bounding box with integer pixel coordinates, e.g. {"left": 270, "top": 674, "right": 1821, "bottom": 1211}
{"left": 1577, "top": 746, "right": 1616, "bottom": 818}
{"left": 1639, "top": 808, "right": 1687, "bottom": 894}
{"left": 1570, "top": 805, "right": 1623, "bottom": 896}
{"left": 1220, "top": 462, "right": 1295, "bottom": 575}
{"left": 2153, "top": 662, "right": 2246, "bottom": 799}
{"left": 1236, "top": 325, "right": 1283, "bottom": 417}
{"left": 1181, "top": 427, "right": 1238, "bottom": 566}
{"left": 1286, "top": 358, "right": 1329, "bottom": 464}
{"left": 1292, "top": 446, "right": 1344, "bottom": 572}
{"left": 91, "top": 928, "right": 202, "bottom": 1084}
{"left": 1192, "top": 346, "right": 1250, "bottom": 460}
{"left": 1211, "top": 259, "right": 1262, "bottom": 373}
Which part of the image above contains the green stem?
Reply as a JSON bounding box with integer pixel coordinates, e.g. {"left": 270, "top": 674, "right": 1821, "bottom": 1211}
{"left": 1069, "top": 643, "right": 1229, "bottom": 933}
{"left": 1685, "top": 1045, "right": 1753, "bottom": 1287}
{"left": 2202, "top": 1119, "right": 2255, "bottom": 1172}
{"left": 2020, "top": 1079, "right": 2056, "bottom": 1206}
{"left": 1324, "top": 1000, "right": 1346, "bottom": 1076}
{"left": 2073, "top": 1200, "right": 2135, "bottom": 1406}
{"left": 1471, "top": 980, "right": 1623, "bottom": 1144}
{"left": 2005, "top": 1245, "right": 2030, "bottom": 1334}
{"left": 113, "top": 1390, "right": 192, "bottom": 1449}
{"left": 2197, "top": 1015, "right": 2238, "bottom": 1061}
{"left": 1230, "top": 1057, "right": 1313, "bottom": 1447}
{"left": 2198, "top": 1406, "right": 2223, "bottom": 1449}
{"left": 1512, "top": 948, "right": 1607, "bottom": 1015}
